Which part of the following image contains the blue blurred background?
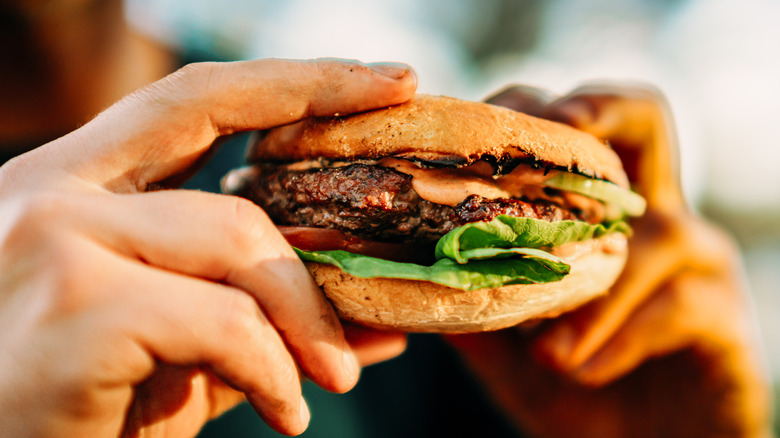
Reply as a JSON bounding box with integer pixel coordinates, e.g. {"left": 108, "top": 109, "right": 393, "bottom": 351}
{"left": 120, "top": 0, "right": 780, "bottom": 435}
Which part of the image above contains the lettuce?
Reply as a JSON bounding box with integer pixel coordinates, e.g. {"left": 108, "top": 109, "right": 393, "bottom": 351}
{"left": 435, "top": 216, "right": 631, "bottom": 263}
{"left": 294, "top": 216, "right": 630, "bottom": 291}
{"left": 295, "top": 248, "right": 569, "bottom": 291}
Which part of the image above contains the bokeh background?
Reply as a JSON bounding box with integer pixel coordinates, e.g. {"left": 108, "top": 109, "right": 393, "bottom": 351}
{"left": 125, "top": 0, "right": 778, "bottom": 435}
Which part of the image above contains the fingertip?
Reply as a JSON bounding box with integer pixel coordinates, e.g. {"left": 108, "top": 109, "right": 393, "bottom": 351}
{"left": 248, "top": 391, "right": 309, "bottom": 437}
{"left": 361, "top": 60, "right": 418, "bottom": 105}
{"left": 316, "top": 58, "right": 418, "bottom": 106}
{"left": 343, "top": 323, "right": 408, "bottom": 366}
{"left": 366, "top": 61, "right": 416, "bottom": 81}
{"left": 298, "top": 396, "right": 311, "bottom": 433}
{"left": 288, "top": 324, "right": 361, "bottom": 395}
{"left": 386, "top": 62, "right": 418, "bottom": 96}
{"left": 302, "top": 350, "right": 359, "bottom": 395}
{"left": 396, "top": 65, "right": 419, "bottom": 99}
{"left": 336, "top": 349, "right": 361, "bottom": 393}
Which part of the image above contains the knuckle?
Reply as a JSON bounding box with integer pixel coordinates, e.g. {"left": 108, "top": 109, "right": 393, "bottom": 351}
{"left": 0, "top": 192, "right": 69, "bottom": 252}
{"left": 135, "top": 61, "right": 220, "bottom": 114}
{"left": 168, "top": 61, "right": 220, "bottom": 97}
{"left": 13, "top": 191, "right": 67, "bottom": 226}
{"left": 0, "top": 154, "right": 36, "bottom": 192}
{"left": 42, "top": 237, "right": 97, "bottom": 317}
{"left": 0, "top": 192, "right": 101, "bottom": 319}
{"left": 178, "top": 61, "right": 219, "bottom": 78}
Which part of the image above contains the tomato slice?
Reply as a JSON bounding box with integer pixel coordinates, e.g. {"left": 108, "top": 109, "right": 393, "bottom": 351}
{"left": 278, "top": 226, "right": 435, "bottom": 265}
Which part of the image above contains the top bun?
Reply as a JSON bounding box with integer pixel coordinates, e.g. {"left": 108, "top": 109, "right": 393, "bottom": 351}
{"left": 250, "top": 94, "right": 628, "bottom": 187}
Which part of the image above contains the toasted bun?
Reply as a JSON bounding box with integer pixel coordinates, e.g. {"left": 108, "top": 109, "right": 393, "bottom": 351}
{"left": 305, "top": 234, "right": 628, "bottom": 333}
{"left": 251, "top": 94, "right": 628, "bottom": 187}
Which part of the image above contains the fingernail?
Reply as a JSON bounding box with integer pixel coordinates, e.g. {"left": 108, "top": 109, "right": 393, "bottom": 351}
{"left": 343, "top": 349, "right": 361, "bottom": 380}
{"left": 299, "top": 396, "right": 310, "bottom": 428}
{"left": 366, "top": 62, "right": 411, "bottom": 80}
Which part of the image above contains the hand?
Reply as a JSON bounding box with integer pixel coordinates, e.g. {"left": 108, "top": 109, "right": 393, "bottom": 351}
{"left": 0, "top": 58, "right": 416, "bottom": 437}
{"left": 447, "top": 84, "right": 772, "bottom": 438}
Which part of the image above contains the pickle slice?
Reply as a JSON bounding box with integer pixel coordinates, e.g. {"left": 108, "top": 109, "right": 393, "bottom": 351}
{"left": 544, "top": 173, "right": 646, "bottom": 217}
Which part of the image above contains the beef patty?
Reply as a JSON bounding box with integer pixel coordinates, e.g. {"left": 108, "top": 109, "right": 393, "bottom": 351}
{"left": 229, "top": 163, "right": 585, "bottom": 242}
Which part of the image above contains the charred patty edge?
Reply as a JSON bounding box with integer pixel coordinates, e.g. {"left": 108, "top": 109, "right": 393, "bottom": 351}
{"left": 228, "top": 163, "right": 590, "bottom": 243}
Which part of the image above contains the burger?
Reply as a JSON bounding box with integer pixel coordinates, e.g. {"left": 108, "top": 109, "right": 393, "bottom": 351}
{"left": 222, "top": 95, "right": 645, "bottom": 333}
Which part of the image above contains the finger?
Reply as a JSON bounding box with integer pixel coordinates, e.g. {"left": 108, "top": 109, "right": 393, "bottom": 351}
{"left": 536, "top": 209, "right": 740, "bottom": 374}
{"left": 547, "top": 83, "right": 664, "bottom": 145}
{"left": 91, "top": 249, "right": 309, "bottom": 435}
{"left": 342, "top": 323, "right": 407, "bottom": 366}
{"left": 203, "top": 371, "right": 248, "bottom": 420}
{"left": 564, "top": 268, "right": 762, "bottom": 389}
{"left": 19, "top": 58, "right": 417, "bottom": 192}
{"left": 130, "top": 368, "right": 251, "bottom": 433}
{"left": 62, "top": 189, "right": 360, "bottom": 395}
{"left": 560, "top": 274, "right": 702, "bottom": 386}
{"left": 535, "top": 213, "right": 689, "bottom": 372}
{"left": 546, "top": 83, "right": 684, "bottom": 209}
{"left": 573, "top": 260, "right": 761, "bottom": 385}
{"left": 483, "top": 84, "right": 557, "bottom": 117}
{"left": 124, "top": 366, "right": 212, "bottom": 438}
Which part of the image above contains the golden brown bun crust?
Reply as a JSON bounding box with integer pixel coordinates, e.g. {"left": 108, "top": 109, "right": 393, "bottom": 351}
{"left": 252, "top": 94, "right": 629, "bottom": 187}
{"left": 305, "top": 234, "right": 628, "bottom": 333}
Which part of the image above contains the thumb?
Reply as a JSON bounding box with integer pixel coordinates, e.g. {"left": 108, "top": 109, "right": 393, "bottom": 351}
{"left": 15, "top": 58, "right": 417, "bottom": 193}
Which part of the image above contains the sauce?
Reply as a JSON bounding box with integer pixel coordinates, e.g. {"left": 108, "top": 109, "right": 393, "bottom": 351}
{"left": 378, "top": 158, "right": 553, "bottom": 207}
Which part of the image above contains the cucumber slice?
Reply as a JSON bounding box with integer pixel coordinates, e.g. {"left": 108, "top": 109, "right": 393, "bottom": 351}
{"left": 544, "top": 173, "right": 646, "bottom": 217}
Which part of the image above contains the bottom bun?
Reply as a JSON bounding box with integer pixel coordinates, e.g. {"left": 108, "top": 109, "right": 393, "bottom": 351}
{"left": 305, "top": 234, "right": 628, "bottom": 333}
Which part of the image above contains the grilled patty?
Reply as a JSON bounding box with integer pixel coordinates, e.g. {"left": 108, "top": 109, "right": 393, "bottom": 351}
{"left": 230, "top": 163, "right": 584, "bottom": 242}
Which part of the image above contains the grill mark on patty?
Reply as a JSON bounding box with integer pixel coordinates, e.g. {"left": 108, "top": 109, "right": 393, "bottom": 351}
{"left": 229, "top": 163, "right": 586, "bottom": 243}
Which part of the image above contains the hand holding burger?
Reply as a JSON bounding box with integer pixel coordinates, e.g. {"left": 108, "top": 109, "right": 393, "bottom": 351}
{"left": 0, "top": 58, "right": 416, "bottom": 437}
{"left": 447, "top": 84, "right": 772, "bottom": 438}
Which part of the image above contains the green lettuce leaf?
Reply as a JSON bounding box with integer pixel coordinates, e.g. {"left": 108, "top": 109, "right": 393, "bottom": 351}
{"left": 294, "top": 216, "right": 629, "bottom": 291}
{"left": 294, "top": 248, "right": 570, "bottom": 291}
{"left": 435, "top": 216, "right": 630, "bottom": 263}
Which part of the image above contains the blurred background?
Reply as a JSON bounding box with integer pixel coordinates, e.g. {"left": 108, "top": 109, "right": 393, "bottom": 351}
{"left": 3, "top": 0, "right": 779, "bottom": 436}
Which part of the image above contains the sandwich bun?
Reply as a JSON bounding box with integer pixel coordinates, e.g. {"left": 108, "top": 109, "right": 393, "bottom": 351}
{"left": 252, "top": 94, "right": 629, "bottom": 187}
